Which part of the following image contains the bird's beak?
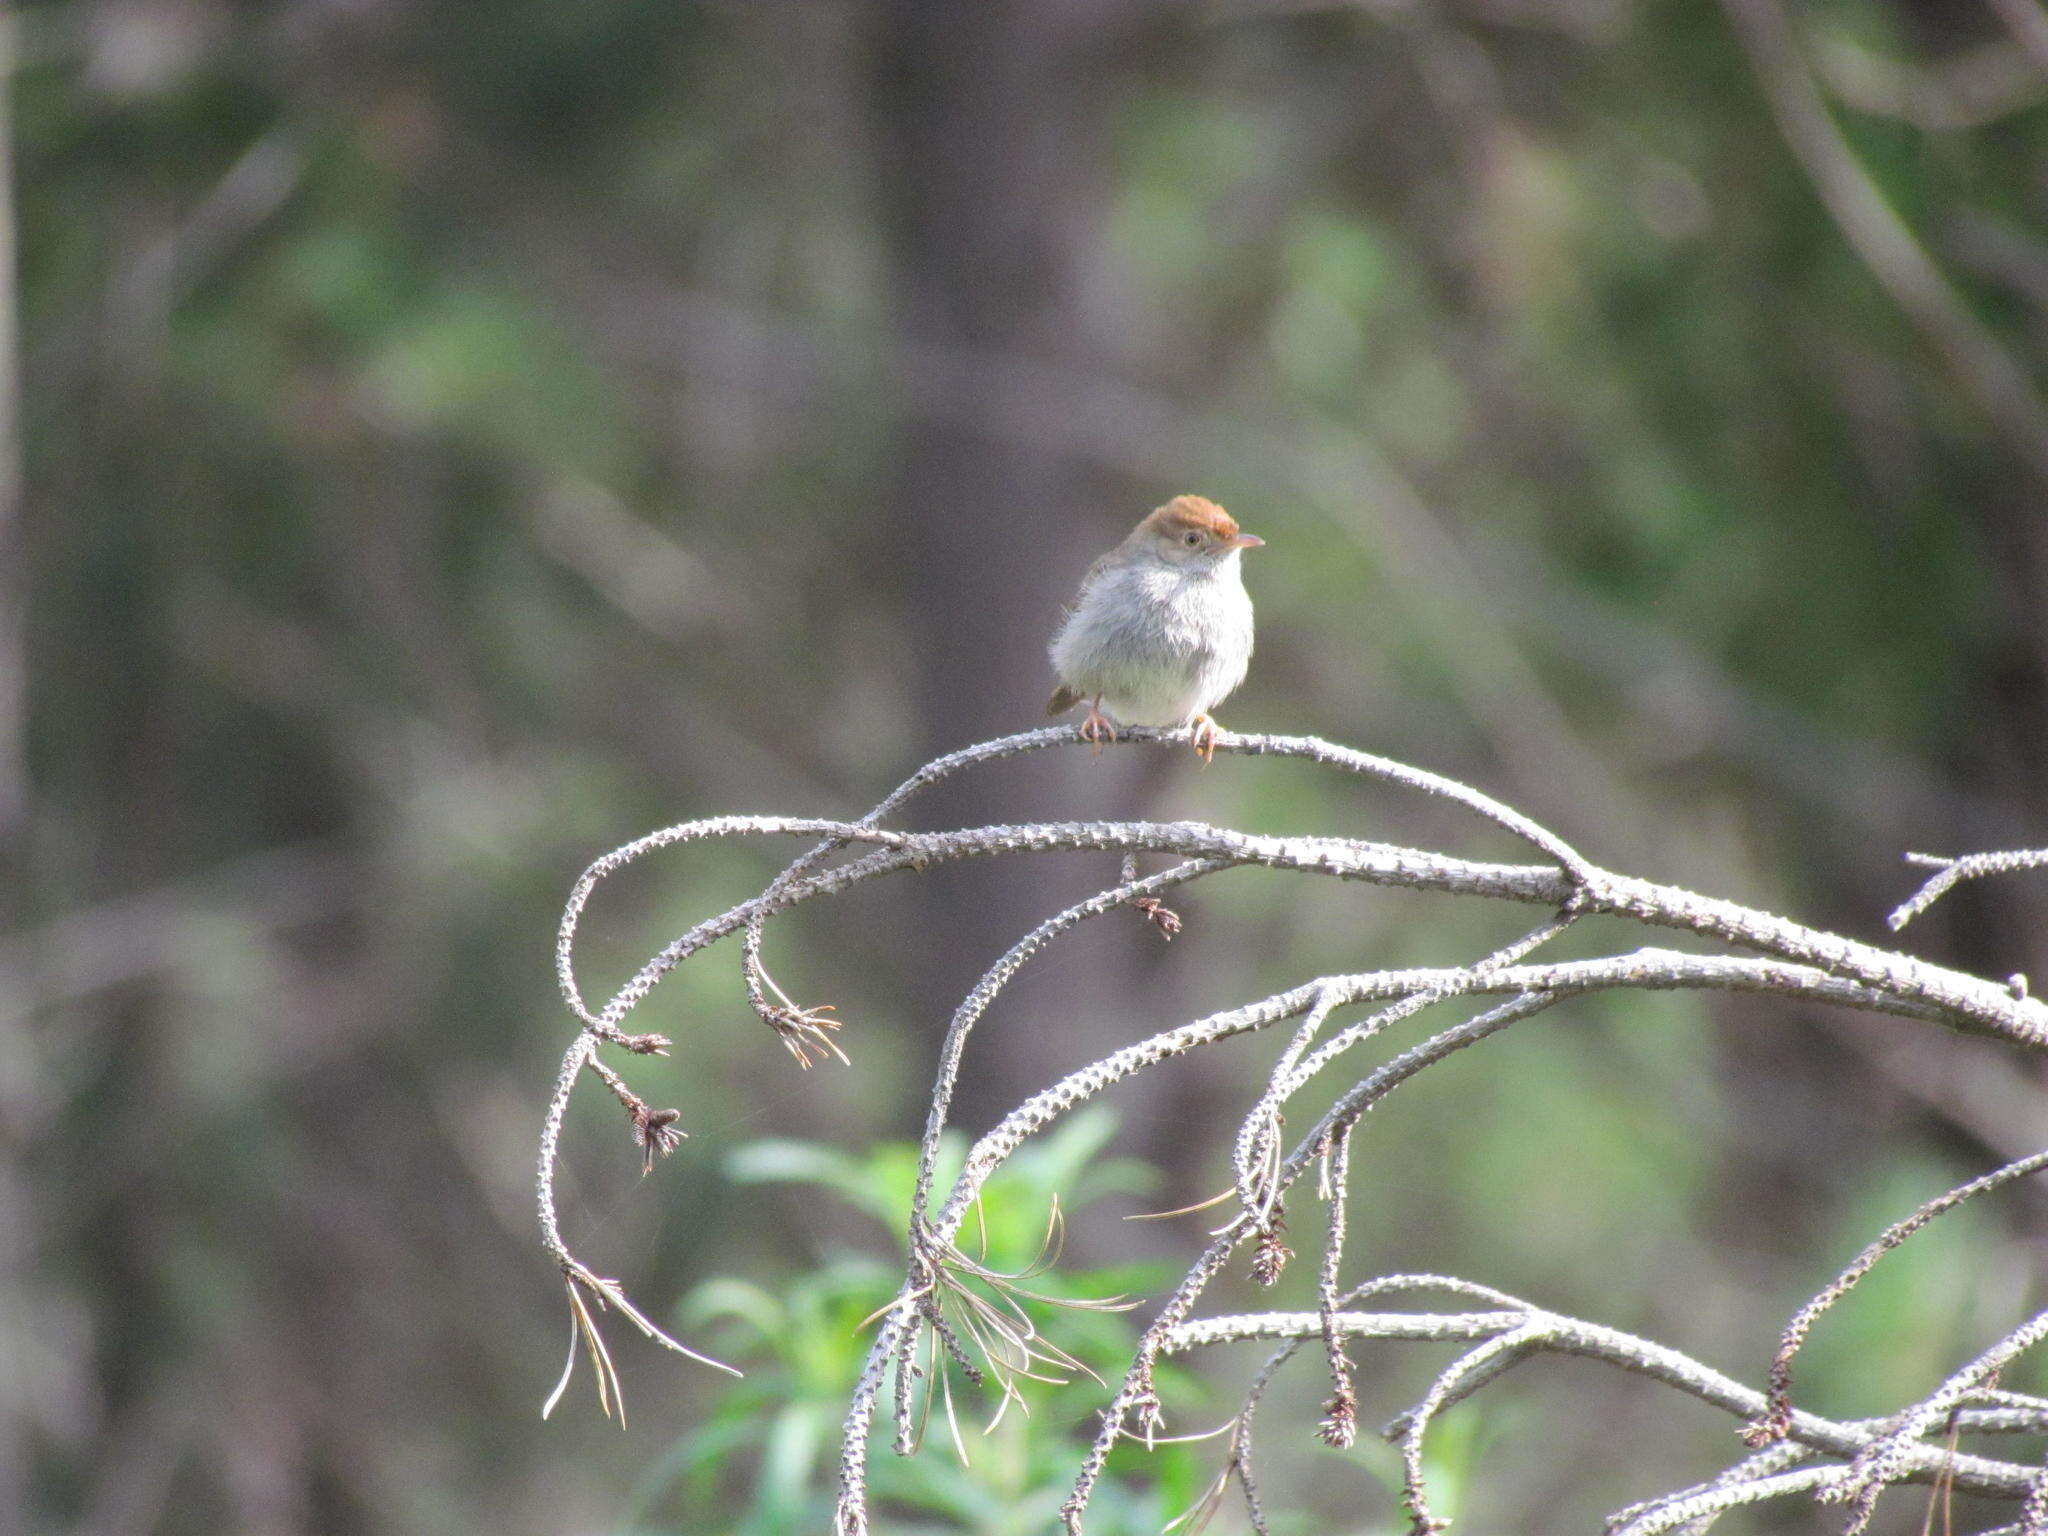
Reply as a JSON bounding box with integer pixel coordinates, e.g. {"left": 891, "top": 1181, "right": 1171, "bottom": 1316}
{"left": 1231, "top": 533, "right": 1265, "bottom": 550}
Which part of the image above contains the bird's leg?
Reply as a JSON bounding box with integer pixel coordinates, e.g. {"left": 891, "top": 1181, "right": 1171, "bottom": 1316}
{"left": 1079, "top": 699, "right": 1118, "bottom": 755}
{"left": 1189, "top": 714, "right": 1220, "bottom": 764}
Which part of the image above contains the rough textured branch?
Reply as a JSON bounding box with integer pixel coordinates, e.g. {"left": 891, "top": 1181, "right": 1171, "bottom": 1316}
{"left": 535, "top": 728, "right": 2048, "bottom": 1530}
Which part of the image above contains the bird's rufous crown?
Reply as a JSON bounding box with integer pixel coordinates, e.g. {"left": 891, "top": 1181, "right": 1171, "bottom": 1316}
{"left": 1138, "top": 494, "right": 1240, "bottom": 543}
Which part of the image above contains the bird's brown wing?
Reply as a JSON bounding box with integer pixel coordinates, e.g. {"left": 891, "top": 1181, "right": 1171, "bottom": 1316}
{"left": 1047, "top": 684, "right": 1079, "bottom": 716}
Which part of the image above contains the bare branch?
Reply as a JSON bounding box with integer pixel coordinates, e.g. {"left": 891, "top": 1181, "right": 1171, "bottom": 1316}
{"left": 1831, "top": 1307, "right": 2048, "bottom": 1531}
{"left": 1749, "top": 1146, "right": 2048, "bottom": 1444}
{"left": 536, "top": 729, "right": 2048, "bottom": 1529}
{"left": 1604, "top": 1439, "right": 1820, "bottom": 1536}
{"left": 1160, "top": 1307, "right": 2042, "bottom": 1499}
{"left": 1890, "top": 847, "right": 2048, "bottom": 931}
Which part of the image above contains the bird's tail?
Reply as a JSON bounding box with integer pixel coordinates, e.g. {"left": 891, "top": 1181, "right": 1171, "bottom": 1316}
{"left": 1047, "top": 685, "right": 1079, "bottom": 716}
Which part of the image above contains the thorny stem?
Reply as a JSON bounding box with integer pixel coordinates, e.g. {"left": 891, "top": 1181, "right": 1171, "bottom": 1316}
{"left": 1833, "top": 1307, "right": 2048, "bottom": 1533}
{"left": 908, "top": 857, "right": 1225, "bottom": 1227}
{"left": 534, "top": 729, "right": 2048, "bottom": 1529}
{"left": 1233, "top": 912, "right": 1579, "bottom": 1232}
{"left": 1604, "top": 1439, "right": 1820, "bottom": 1535}
{"left": 1889, "top": 846, "right": 2048, "bottom": 931}
{"left": 1400, "top": 1325, "right": 1537, "bottom": 1531}
{"left": 1749, "top": 1147, "right": 2048, "bottom": 1445}
{"left": 1314, "top": 1124, "right": 1358, "bottom": 1450}
{"left": 1057, "top": 993, "right": 1566, "bottom": 1532}
{"left": 1159, "top": 1309, "right": 2045, "bottom": 1501}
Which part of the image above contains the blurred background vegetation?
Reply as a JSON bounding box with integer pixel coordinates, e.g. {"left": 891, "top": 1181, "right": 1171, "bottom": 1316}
{"left": 8, "top": 0, "right": 2048, "bottom": 1531}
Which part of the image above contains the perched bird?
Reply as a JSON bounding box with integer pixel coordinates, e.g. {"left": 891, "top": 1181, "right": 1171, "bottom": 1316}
{"left": 1047, "top": 494, "right": 1263, "bottom": 762}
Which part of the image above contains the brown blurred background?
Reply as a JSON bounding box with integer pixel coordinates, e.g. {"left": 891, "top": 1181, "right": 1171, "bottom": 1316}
{"left": 8, "top": 0, "right": 2048, "bottom": 1531}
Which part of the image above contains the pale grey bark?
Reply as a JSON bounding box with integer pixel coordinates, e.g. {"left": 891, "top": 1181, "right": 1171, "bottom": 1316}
{"left": 534, "top": 727, "right": 2048, "bottom": 1531}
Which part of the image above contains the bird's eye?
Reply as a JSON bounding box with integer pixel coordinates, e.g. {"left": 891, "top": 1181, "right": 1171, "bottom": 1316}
{"left": 1183, "top": 531, "right": 1202, "bottom": 547}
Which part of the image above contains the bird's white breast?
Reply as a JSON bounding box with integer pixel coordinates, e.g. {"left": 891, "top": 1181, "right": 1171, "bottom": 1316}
{"left": 1048, "top": 552, "right": 1254, "bottom": 726}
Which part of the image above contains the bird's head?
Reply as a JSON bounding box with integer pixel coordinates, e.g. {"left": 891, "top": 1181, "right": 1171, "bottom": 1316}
{"left": 1131, "top": 494, "right": 1265, "bottom": 569}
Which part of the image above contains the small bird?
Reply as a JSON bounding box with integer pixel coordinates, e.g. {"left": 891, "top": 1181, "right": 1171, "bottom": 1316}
{"left": 1047, "top": 494, "right": 1263, "bottom": 763}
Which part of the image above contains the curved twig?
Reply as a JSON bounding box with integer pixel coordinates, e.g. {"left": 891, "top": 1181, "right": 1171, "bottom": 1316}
{"left": 1890, "top": 847, "right": 2048, "bottom": 931}
{"left": 534, "top": 730, "right": 2048, "bottom": 1530}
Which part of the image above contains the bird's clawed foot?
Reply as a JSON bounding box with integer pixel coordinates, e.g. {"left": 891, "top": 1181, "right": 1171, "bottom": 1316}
{"left": 1131, "top": 896, "right": 1182, "bottom": 940}
{"left": 1189, "top": 714, "right": 1220, "bottom": 764}
{"left": 1080, "top": 702, "right": 1118, "bottom": 755}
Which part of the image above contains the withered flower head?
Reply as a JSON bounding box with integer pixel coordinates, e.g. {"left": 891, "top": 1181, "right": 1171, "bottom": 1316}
{"left": 631, "top": 1105, "right": 686, "bottom": 1175}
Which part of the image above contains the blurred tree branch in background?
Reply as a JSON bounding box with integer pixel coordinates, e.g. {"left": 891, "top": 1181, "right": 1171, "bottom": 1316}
{"left": 0, "top": 9, "right": 22, "bottom": 847}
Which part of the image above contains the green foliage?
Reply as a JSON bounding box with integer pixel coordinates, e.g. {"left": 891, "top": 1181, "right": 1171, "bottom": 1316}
{"left": 620, "top": 1111, "right": 1208, "bottom": 1535}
